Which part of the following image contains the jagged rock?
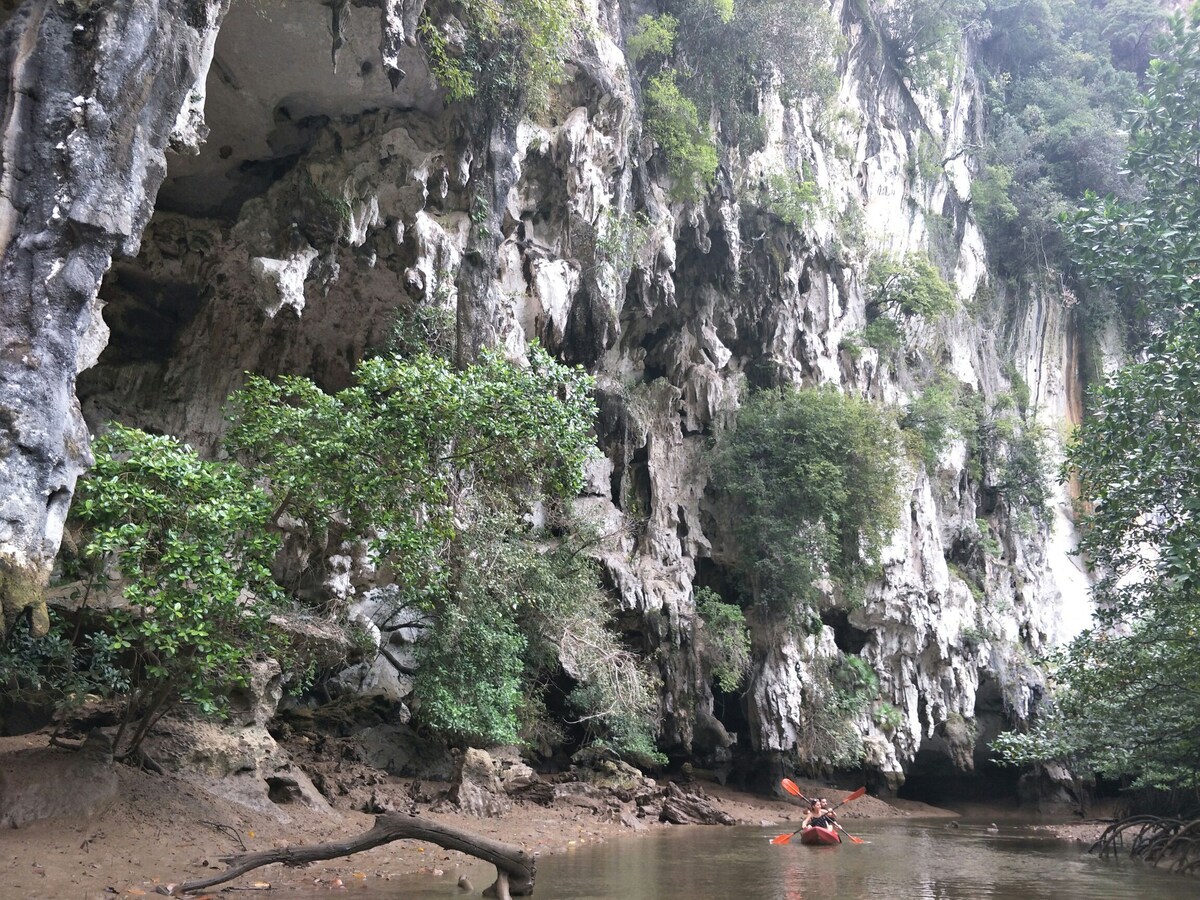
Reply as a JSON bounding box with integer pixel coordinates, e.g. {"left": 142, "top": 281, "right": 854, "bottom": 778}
{"left": 659, "top": 782, "right": 735, "bottom": 826}
{"left": 352, "top": 723, "right": 452, "bottom": 780}
{"left": 7, "top": 0, "right": 1097, "bottom": 795}
{"left": 0, "top": 0, "right": 229, "bottom": 636}
{"left": 570, "top": 748, "right": 655, "bottom": 794}
{"left": 451, "top": 748, "right": 510, "bottom": 818}
{"left": 144, "top": 719, "right": 330, "bottom": 820}
{"left": 227, "top": 659, "right": 284, "bottom": 727}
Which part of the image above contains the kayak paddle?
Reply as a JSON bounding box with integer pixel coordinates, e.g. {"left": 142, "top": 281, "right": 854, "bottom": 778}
{"left": 770, "top": 784, "right": 867, "bottom": 845}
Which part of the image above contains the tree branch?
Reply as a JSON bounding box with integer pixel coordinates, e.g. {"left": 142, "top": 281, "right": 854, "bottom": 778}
{"left": 176, "top": 812, "right": 535, "bottom": 896}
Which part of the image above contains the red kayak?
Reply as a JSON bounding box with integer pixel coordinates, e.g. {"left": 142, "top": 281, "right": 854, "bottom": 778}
{"left": 799, "top": 825, "right": 841, "bottom": 846}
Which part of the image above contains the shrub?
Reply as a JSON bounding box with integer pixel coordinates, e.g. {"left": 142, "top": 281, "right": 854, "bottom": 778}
{"left": 761, "top": 171, "right": 820, "bottom": 229}
{"left": 709, "top": 387, "right": 902, "bottom": 618}
{"left": 628, "top": 14, "right": 678, "bottom": 63}
{"left": 900, "top": 376, "right": 973, "bottom": 472}
{"left": 67, "top": 425, "right": 285, "bottom": 759}
{"left": 867, "top": 252, "right": 957, "bottom": 319}
{"left": 418, "top": 0, "right": 579, "bottom": 115}
{"left": 696, "top": 587, "right": 752, "bottom": 693}
{"left": 643, "top": 71, "right": 719, "bottom": 200}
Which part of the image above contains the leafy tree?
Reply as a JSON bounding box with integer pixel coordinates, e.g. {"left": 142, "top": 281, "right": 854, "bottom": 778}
{"left": 867, "top": 252, "right": 957, "bottom": 319}
{"left": 900, "top": 375, "right": 973, "bottom": 472}
{"left": 628, "top": 14, "right": 678, "bottom": 63}
{"left": 642, "top": 71, "right": 720, "bottom": 200}
{"left": 974, "top": 0, "right": 1163, "bottom": 280}
{"left": 709, "top": 387, "right": 902, "bottom": 619}
{"left": 226, "top": 346, "right": 597, "bottom": 607}
{"left": 1062, "top": 5, "right": 1200, "bottom": 334}
{"left": 63, "top": 426, "right": 282, "bottom": 760}
{"left": 993, "top": 8, "right": 1200, "bottom": 793}
{"left": 869, "top": 0, "right": 984, "bottom": 87}
{"left": 637, "top": 0, "right": 840, "bottom": 165}
{"left": 414, "top": 505, "right": 663, "bottom": 755}
{"left": 418, "top": 0, "right": 579, "bottom": 113}
{"left": 229, "top": 347, "right": 665, "bottom": 758}
{"left": 761, "top": 172, "right": 820, "bottom": 230}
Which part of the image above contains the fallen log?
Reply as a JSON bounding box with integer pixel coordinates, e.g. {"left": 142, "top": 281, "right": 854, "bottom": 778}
{"left": 177, "top": 812, "right": 535, "bottom": 897}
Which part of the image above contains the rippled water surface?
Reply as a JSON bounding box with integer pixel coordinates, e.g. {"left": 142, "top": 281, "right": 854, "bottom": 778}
{"left": 269, "top": 820, "right": 1197, "bottom": 899}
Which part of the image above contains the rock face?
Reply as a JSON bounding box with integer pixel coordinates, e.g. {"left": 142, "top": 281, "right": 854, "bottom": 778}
{"left": 0, "top": 0, "right": 1093, "bottom": 789}
{"left": 0, "top": 0, "right": 228, "bottom": 635}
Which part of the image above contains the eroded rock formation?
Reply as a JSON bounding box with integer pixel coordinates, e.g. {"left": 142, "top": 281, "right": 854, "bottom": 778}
{"left": 0, "top": 0, "right": 1093, "bottom": 790}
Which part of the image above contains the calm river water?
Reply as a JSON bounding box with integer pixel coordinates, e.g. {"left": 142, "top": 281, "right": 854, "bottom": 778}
{"left": 270, "top": 820, "right": 1196, "bottom": 899}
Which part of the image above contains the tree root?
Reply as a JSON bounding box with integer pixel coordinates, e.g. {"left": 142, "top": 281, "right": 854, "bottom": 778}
{"left": 176, "top": 811, "right": 535, "bottom": 896}
{"left": 1090, "top": 814, "right": 1200, "bottom": 875}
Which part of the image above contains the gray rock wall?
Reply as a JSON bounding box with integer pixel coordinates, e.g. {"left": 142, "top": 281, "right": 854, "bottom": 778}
{"left": 2, "top": 0, "right": 1092, "bottom": 787}
{"left": 0, "top": 0, "right": 228, "bottom": 634}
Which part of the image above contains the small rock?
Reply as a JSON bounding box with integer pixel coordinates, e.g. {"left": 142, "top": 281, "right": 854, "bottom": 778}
{"left": 457, "top": 874, "right": 473, "bottom": 891}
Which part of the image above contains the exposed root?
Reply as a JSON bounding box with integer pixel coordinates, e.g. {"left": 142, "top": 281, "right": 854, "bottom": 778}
{"left": 1090, "top": 814, "right": 1200, "bottom": 876}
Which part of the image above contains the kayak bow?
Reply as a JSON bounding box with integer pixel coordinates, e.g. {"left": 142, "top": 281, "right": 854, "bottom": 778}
{"left": 799, "top": 825, "right": 842, "bottom": 846}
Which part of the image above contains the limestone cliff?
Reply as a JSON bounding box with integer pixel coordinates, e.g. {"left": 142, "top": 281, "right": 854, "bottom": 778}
{"left": 0, "top": 0, "right": 1092, "bottom": 791}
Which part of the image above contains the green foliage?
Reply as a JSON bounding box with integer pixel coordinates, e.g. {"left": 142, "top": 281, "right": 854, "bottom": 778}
{"left": 1062, "top": 5, "right": 1200, "bottom": 334}
{"left": 640, "top": 0, "right": 841, "bottom": 160}
{"left": 628, "top": 14, "right": 678, "bottom": 62}
{"left": 227, "top": 346, "right": 596, "bottom": 602}
{"left": 415, "top": 591, "right": 526, "bottom": 744}
{"left": 795, "top": 653, "right": 877, "bottom": 767}
{"left": 872, "top": 0, "right": 983, "bottom": 88}
{"left": 709, "top": 387, "right": 902, "bottom": 618}
{"left": 761, "top": 172, "right": 820, "bottom": 229}
{"left": 867, "top": 252, "right": 957, "bottom": 319}
{"left": 975, "top": 0, "right": 1163, "bottom": 280}
{"left": 418, "top": 15, "right": 476, "bottom": 103}
{"left": 643, "top": 71, "right": 719, "bottom": 201}
{"left": 387, "top": 302, "right": 456, "bottom": 360}
{"left": 970, "top": 163, "right": 1019, "bottom": 234}
{"left": 0, "top": 612, "right": 128, "bottom": 715}
{"left": 834, "top": 654, "right": 880, "bottom": 705}
{"left": 993, "top": 11, "right": 1200, "bottom": 792}
{"left": 966, "top": 398, "right": 1052, "bottom": 526}
{"left": 418, "top": 0, "right": 579, "bottom": 114}
{"left": 900, "top": 376, "right": 973, "bottom": 472}
{"left": 696, "top": 587, "right": 751, "bottom": 694}
{"left": 860, "top": 318, "right": 904, "bottom": 354}
{"left": 226, "top": 346, "right": 625, "bottom": 751}
{"left": 908, "top": 132, "right": 944, "bottom": 182}
{"left": 873, "top": 701, "right": 904, "bottom": 732}
{"left": 590, "top": 209, "right": 651, "bottom": 275}
{"left": 71, "top": 425, "right": 283, "bottom": 756}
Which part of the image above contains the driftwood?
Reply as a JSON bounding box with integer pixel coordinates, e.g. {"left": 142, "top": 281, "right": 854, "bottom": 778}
{"left": 177, "top": 812, "right": 536, "bottom": 897}
{"left": 659, "top": 782, "right": 736, "bottom": 826}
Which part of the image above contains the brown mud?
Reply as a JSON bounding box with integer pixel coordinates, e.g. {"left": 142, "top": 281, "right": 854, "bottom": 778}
{"left": 0, "top": 731, "right": 968, "bottom": 899}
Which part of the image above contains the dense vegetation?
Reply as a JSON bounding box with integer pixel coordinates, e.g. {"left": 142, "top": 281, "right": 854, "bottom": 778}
{"left": 992, "top": 7, "right": 1200, "bottom": 797}
{"left": 2, "top": 347, "right": 664, "bottom": 762}
{"left": 709, "top": 386, "right": 902, "bottom": 622}
{"left": 972, "top": 0, "right": 1165, "bottom": 285}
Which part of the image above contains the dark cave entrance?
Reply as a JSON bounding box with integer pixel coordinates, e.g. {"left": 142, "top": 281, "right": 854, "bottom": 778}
{"left": 896, "top": 675, "right": 1022, "bottom": 805}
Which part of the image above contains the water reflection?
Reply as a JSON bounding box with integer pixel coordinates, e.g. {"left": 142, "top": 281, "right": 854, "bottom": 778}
{"left": 267, "top": 820, "right": 1197, "bottom": 899}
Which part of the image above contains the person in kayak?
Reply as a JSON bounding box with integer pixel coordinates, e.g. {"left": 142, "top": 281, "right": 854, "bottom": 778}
{"left": 803, "top": 798, "right": 837, "bottom": 830}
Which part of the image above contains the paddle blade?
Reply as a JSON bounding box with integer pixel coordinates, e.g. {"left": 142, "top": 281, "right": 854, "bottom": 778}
{"left": 848, "top": 834, "right": 866, "bottom": 844}
{"left": 780, "top": 778, "right": 804, "bottom": 798}
{"left": 833, "top": 786, "right": 867, "bottom": 809}
{"left": 769, "top": 833, "right": 794, "bottom": 845}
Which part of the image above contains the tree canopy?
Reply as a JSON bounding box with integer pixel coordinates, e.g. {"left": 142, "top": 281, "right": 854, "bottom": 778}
{"left": 993, "top": 6, "right": 1200, "bottom": 794}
